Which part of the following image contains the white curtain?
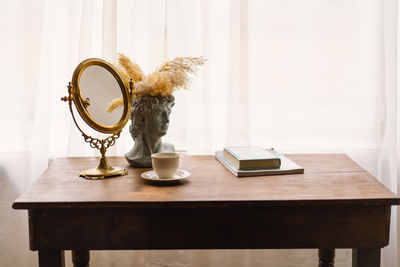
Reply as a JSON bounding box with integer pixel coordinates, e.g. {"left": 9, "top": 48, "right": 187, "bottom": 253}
{"left": 0, "top": 0, "right": 398, "bottom": 266}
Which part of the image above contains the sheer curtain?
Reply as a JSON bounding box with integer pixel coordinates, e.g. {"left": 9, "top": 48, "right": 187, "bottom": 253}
{"left": 0, "top": 0, "right": 398, "bottom": 266}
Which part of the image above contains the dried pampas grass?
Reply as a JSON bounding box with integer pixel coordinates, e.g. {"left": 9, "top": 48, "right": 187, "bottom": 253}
{"left": 118, "top": 53, "right": 206, "bottom": 98}
{"left": 157, "top": 57, "right": 207, "bottom": 90}
{"left": 106, "top": 96, "right": 123, "bottom": 113}
{"left": 107, "top": 53, "right": 206, "bottom": 113}
{"left": 118, "top": 53, "right": 145, "bottom": 83}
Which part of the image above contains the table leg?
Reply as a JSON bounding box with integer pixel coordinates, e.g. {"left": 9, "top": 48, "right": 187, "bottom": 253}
{"left": 38, "top": 250, "right": 65, "bottom": 267}
{"left": 72, "top": 250, "right": 90, "bottom": 267}
{"left": 352, "top": 247, "right": 381, "bottom": 267}
{"left": 318, "top": 248, "right": 335, "bottom": 267}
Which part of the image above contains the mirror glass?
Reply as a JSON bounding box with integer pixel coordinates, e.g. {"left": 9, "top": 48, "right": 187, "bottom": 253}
{"left": 79, "top": 65, "right": 124, "bottom": 127}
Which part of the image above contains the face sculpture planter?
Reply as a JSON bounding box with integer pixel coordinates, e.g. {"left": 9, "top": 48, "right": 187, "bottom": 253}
{"left": 125, "top": 95, "right": 175, "bottom": 167}
{"left": 109, "top": 53, "right": 206, "bottom": 168}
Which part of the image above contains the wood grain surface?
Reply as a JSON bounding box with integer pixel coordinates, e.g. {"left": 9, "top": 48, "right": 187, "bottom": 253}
{"left": 13, "top": 154, "right": 400, "bottom": 209}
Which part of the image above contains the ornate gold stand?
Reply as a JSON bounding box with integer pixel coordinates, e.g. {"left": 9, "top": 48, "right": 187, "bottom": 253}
{"left": 79, "top": 132, "right": 128, "bottom": 179}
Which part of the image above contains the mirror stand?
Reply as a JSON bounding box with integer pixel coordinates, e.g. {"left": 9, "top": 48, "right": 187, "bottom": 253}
{"left": 62, "top": 82, "right": 128, "bottom": 180}
{"left": 79, "top": 131, "right": 128, "bottom": 179}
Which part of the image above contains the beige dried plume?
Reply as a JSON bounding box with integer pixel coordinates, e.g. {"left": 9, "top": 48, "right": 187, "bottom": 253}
{"left": 106, "top": 97, "right": 123, "bottom": 113}
{"left": 117, "top": 53, "right": 145, "bottom": 83}
{"left": 107, "top": 54, "right": 206, "bottom": 112}
{"left": 157, "top": 57, "right": 207, "bottom": 89}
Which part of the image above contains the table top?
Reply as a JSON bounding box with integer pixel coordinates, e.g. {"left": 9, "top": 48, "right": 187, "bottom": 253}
{"left": 13, "top": 154, "right": 400, "bottom": 209}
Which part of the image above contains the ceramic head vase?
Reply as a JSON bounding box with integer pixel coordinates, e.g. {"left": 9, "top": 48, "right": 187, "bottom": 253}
{"left": 125, "top": 95, "right": 175, "bottom": 167}
{"left": 115, "top": 54, "right": 206, "bottom": 167}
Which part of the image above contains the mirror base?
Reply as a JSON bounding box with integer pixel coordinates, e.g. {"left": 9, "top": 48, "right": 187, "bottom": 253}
{"left": 80, "top": 166, "right": 128, "bottom": 180}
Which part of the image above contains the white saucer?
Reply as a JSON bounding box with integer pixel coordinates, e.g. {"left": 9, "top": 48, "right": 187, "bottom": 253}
{"left": 141, "top": 169, "right": 190, "bottom": 184}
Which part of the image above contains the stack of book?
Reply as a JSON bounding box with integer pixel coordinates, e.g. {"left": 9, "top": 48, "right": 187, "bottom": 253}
{"left": 215, "top": 146, "right": 304, "bottom": 177}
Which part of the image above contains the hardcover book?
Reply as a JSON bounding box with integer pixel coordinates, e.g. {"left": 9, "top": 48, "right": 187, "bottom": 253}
{"left": 215, "top": 148, "right": 304, "bottom": 177}
{"left": 223, "top": 146, "right": 281, "bottom": 170}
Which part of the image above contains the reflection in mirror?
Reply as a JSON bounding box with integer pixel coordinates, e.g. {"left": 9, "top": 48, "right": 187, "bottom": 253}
{"left": 79, "top": 65, "right": 123, "bottom": 127}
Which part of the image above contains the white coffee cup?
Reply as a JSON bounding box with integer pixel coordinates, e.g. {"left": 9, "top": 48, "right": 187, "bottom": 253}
{"left": 151, "top": 152, "right": 180, "bottom": 179}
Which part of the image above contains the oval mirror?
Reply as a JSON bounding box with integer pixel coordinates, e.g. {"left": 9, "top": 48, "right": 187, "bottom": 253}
{"left": 62, "top": 58, "right": 132, "bottom": 179}
{"left": 71, "top": 58, "right": 130, "bottom": 134}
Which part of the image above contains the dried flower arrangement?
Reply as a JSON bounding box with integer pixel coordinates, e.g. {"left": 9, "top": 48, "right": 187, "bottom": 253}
{"left": 107, "top": 53, "right": 206, "bottom": 112}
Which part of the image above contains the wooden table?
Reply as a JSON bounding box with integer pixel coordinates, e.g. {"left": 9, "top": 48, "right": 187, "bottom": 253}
{"left": 13, "top": 154, "right": 400, "bottom": 267}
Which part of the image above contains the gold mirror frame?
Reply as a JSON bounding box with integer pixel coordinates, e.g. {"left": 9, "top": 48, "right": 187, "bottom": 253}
{"left": 62, "top": 58, "right": 132, "bottom": 179}
{"left": 72, "top": 58, "right": 131, "bottom": 134}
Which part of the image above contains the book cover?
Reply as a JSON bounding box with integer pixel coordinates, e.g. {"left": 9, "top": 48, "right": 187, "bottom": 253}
{"left": 215, "top": 149, "right": 304, "bottom": 177}
{"left": 223, "top": 146, "right": 281, "bottom": 170}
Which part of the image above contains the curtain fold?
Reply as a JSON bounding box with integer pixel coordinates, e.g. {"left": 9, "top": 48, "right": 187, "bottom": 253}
{"left": 1, "top": 0, "right": 399, "bottom": 266}
{"left": 379, "top": 0, "right": 398, "bottom": 266}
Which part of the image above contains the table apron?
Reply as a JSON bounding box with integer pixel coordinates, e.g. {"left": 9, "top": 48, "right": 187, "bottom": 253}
{"left": 28, "top": 205, "right": 391, "bottom": 250}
